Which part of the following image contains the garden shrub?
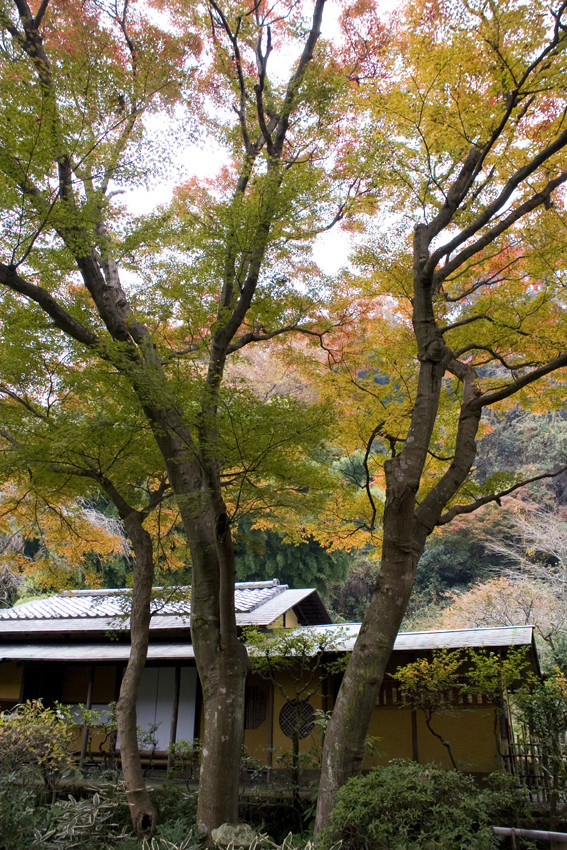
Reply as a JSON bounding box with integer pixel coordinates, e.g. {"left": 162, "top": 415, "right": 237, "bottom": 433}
{"left": 0, "top": 771, "right": 45, "bottom": 850}
{"left": 150, "top": 780, "right": 198, "bottom": 830}
{"left": 321, "top": 760, "right": 530, "bottom": 850}
{"left": 240, "top": 791, "right": 303, "bottom": 842}
{"left": 0, "top": 700, "right": 76, "bottom": 798}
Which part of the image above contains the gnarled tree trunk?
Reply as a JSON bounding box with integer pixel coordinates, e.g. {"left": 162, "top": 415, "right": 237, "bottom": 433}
{"left": 185, "top": 494, "right": 248, "bottom": 830}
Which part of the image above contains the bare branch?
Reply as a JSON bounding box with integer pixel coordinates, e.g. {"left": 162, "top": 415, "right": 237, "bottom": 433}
{"left": 438, "top": 464, "right": 567, "bottom": 525}
{"left": 475, "top": 351, "right": 567, "bottom": 408}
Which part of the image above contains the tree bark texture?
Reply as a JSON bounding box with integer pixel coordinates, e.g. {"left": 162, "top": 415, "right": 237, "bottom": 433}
{"left": 181, "top": 482, "right": 248, "bottom": 830}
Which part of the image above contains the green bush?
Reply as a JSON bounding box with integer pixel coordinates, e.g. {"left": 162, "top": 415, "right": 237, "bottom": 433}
{"left": 0, "top": 772, "right": 45, "bottom": 850}
{"left": 0, "top": 700, "right": 76, "bottom": 796}
{"left": 150, "top": 781, "right": 198, "bottom": 830}
{"left": 321, "top": 761, "right": 530, "bottom": 850}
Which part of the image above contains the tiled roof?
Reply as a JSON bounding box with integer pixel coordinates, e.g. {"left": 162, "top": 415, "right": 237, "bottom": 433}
{"left": 0, "top": 625, "right": 537, "bottom": 664}
{"left": 299, "top": 623, "right": 536, "bottom": 652}
{"left": 0, "top": 579, "right": 286, "bottom": 620}
{"left": 0, "top": 580, "right": 327, "bottom": 631}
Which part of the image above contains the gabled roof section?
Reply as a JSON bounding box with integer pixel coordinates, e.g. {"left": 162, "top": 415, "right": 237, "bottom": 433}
{"left": 0, "top": 580, "right": 331, "bottom": 633}
{"left": 301, "top": 623, "right": 537, "bottom": 653}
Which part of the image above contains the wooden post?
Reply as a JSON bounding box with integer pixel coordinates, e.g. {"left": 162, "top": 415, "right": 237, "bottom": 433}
{"left": 80, "top": 664, "right": 95, "bottom": 767}
{"left": 267, "top": 681, "right": 274, "bottom": 781}
{"left": 411, "top": 707, "right": 419, "bottom": 762}
{"left": 168, "top": 664, "right": 181, "bottom": 771}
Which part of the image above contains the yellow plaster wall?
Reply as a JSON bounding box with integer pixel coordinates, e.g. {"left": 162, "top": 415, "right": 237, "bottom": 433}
{"left": 363, "top": 707, "right": 413, "bottom": 767}
{"left": 0, "top": 662, "right": 22, "bottom": 700}
{"left": 415, "top": 706, "right": 500, "bottom": 773}
{"left": 269, "top": 609, "right": 299, "bottom": 629}
{"left": 242, "top": 675, "right": 270, "bottom": 763}
{"left": 241, "top": 667, "right": 502, "bottom": 777}
{"left": 243, "top": 670, "right": 325, "bottom": 767}
{"left": 271, "top": 674, "right": 323, "bottom": 761}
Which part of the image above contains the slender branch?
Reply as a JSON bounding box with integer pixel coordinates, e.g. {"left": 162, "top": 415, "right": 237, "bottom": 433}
{"left": 272, "top": 0, "right": 326, "bottom": 156}
{"left": 209, "top": 2, "right": 252, "bottom": 152}
{"left": 254, "top": 24, "right": 274, "bottom": 151}
{"left": 140, "top": 476, "right": 169, "bottom": 521}
{"left": 0, "top": 429, "right": 21, "bottom": 448}
{"left": 363, "top": 422, "right": 383, "bottom": 531}
{"left": 440, "top": 314, "right": 495, "bottom": 333}
{"left": 33, "top": 0, "right": 50, "bottom": 27}
{"left": 424, "top": 2, "right": 567, "bottom": 249}
{"left": 0, "top": 384, "right": 47, "bottom": 419}
{"left": 438, "top": 464, "right": 567, "bottom": 525}
{"left": 226, "top": 319, "right": 341, "bottom": 353}
{"left": 433, "top": 171, "right": 567, "bottom": 286}
{"left": 475, "top": 351, "right": 567, "bottom": 408}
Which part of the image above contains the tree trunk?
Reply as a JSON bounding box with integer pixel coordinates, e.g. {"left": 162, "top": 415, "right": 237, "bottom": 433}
{"left": 190, "top": 508, "right": 248, "bottom": 832}
{"left": 165, "top": 454, "right": 248, "bottom": 832}
{"left": 314, "top": 221, "right": 485, "bottom": 832}
{"left": 115, "top": 515, "right": 157, "bottom": 838}
{"left": 314, "top": 483, "right": 422, "bottom": 832}
{"left": 195, "top": 640, "right": 247, "bottom": 829}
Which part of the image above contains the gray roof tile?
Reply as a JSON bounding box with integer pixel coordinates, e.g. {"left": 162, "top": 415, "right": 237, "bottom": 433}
{"left": 0, "top": 580, "right": 321, "bottom": 631}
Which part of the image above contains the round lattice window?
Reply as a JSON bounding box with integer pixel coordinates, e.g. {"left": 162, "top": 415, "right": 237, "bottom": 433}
{"left": 278, "top": 700, "right": 314, "bottom": 739}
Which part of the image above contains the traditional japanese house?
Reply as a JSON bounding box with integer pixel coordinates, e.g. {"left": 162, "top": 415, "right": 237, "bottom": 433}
{"left": 0, "top": 582, "right": 539, "bottom": 775}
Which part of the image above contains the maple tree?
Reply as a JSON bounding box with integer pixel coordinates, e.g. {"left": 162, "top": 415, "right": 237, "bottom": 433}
{"left": 0, "top": 0, "right": 355, "bottom": 833}
{"left": 309, "top": 0, "right": 567, "bottom": 829}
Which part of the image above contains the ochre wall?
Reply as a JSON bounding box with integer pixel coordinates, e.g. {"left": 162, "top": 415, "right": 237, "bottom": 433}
{"left": 0, "top": 661, "right": 22, "bottom": 704}
{"left": 414, "top": 705, "right": 500, "bottom": 773}
{"left": 242, "top": 672, "right": 502, "bottom": 775}
{"left": 269, "top": 609, "right": 299, "bottom": 629}
{"left": 364, "top": 706, "right": 413, "bottom": 767}
{"left": 243, "top": 670, "right": 326, "bottom": 767}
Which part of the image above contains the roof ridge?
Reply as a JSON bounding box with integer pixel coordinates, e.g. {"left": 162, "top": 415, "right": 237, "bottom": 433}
{"left": 60, "top": 588, "right": 129, "bottom": 597}
{"left": 398, "top": 624, "right": 533, "bottom": 636}
{"left": 234, "top": 579, "right": 281, "bottom": 589}
{"left": 245, "top": 581, "right": 288, "bottom": 612}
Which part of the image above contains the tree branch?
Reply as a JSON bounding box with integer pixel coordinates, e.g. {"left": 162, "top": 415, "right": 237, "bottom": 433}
{"left": 433, "top": 171, "right": 567, "bottom": 286}
{"left": 363, "top": 422, "right": 383, "bottom": 531}
{"left": 452, "top": 345, "right": 537, "bottom": 371}
{"left": 475, "top": 351, "right": 567, "bottom": 408}
{"left": 0, "top": 263, "right": 101, "bottom": 348}
{"left": 438, "top": 464, "right": 567, "bottom": 525}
